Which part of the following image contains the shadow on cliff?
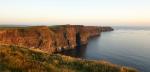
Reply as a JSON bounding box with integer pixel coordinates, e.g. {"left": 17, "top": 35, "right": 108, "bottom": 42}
{"left": 58, "top": 32, "right": 87, "bottom": 58}
{"left": 59, "top": 45, "right": 87, "bottom": 58}
{"left": 76, "top": 32, "right": 81, "bottom": 48}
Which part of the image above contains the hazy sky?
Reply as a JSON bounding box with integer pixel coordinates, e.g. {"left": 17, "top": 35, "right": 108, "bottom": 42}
{"left": 0, "top": 0, "right": 150, "bottom": 26}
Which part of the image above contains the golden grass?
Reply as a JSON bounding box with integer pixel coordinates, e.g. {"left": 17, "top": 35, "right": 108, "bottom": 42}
{"left": 0, "top": 44, "right": 138, "bottom": 72}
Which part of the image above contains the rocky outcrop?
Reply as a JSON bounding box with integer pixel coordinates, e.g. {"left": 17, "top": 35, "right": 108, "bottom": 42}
{"left": 0, "top": 25, "right": 113, "bottom": 54}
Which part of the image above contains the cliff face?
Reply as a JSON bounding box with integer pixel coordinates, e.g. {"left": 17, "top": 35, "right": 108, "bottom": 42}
{"left": 50, "top": 25, "right": 104, "bottom": 51}
{"left": 0, "top": 25, "right": 113, "bottom": 54}
{"left": 0, "top": 26, "right": 56, "bottom": 53}
{"left": 100, "top": 26, "right": 114, "bottom": 32}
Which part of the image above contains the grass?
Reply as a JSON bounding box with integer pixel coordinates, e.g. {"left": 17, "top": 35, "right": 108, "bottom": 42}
{"left": 0, "top": 44, "right": 138, "bottom": 72}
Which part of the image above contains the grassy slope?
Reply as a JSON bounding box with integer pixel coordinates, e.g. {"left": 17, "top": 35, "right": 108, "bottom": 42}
{"left": 0, "top": 44, "right": 138, "bottom": 72}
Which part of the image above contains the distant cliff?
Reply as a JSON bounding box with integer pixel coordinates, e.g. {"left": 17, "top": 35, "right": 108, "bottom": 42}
{"left": 0, "top": 25, "right": 113, "bottom": 54}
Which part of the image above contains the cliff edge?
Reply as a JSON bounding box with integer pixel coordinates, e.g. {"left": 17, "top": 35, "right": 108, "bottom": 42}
{"left": 0, "top": 25, "right": 113, "bottom": 54}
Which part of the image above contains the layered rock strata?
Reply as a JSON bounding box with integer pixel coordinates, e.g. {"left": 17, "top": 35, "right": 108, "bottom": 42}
{"left": 0, "top": 25, "right": 113, "bottom": 54}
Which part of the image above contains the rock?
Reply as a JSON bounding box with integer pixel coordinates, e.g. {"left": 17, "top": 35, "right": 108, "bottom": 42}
{"left": 0, "top": 26, "right": 56, "bottom": 54}
{"left": 0, "top": 25, "right": 113, "bottom": 54}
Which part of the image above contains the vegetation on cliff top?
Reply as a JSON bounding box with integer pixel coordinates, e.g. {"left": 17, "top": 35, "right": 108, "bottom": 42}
{"left": 0, "top": 44, "right": 138, "bottom": 72}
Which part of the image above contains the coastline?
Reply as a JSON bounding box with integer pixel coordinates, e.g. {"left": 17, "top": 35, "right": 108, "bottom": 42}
{"left": 0, "top": 25, "right": 138, "bottom": 72}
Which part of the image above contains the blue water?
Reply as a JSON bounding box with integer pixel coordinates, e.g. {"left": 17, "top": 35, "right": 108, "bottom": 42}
{"left": 83, "top": 26, "right": 150, "bottom": 72}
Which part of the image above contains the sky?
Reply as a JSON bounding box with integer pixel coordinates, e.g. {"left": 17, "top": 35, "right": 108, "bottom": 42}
{"left": 0, "top": 0, "right": 150, "bottom": 26}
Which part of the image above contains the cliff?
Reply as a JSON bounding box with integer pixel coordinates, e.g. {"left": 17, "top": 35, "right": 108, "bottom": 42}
{"left": 100, "top": 26, "right": 114, "bottom": 32}
{"left": 0, "top": 25, "right": 113, "bottom": 54}
{"left": 0, "top": 26, "right": 55, "bottom": 54}
{"left": 0, "top": 25, "right": 138, "bottom": 72}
